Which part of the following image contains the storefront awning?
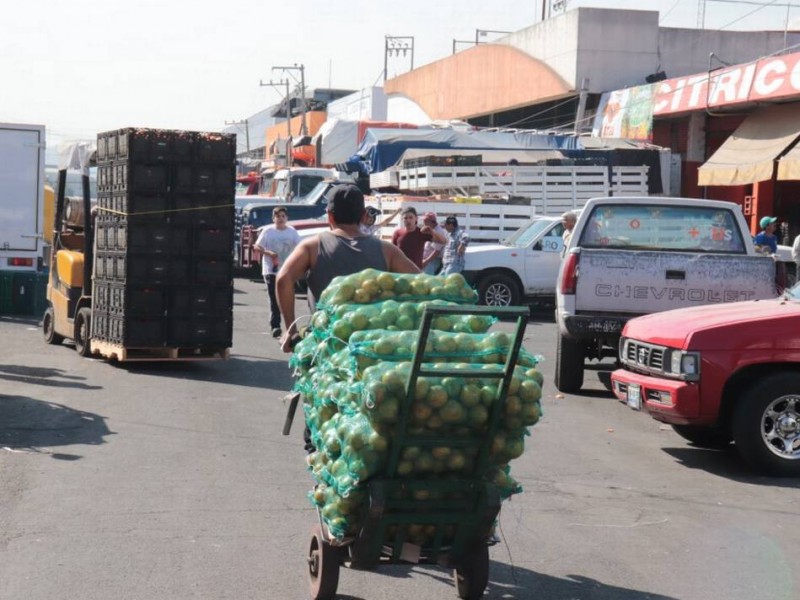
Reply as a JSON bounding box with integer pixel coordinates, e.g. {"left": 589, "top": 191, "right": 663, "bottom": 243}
{"left": 698, "top": 103, "right": 800, "bottom": 186}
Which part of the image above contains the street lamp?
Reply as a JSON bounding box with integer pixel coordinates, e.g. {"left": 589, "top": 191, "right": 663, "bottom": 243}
{"left": 384, "top": 35, "right": 415, "bottom": 81}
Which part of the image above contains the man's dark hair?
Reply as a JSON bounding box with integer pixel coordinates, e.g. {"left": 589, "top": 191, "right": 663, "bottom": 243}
{"left": 325, "top": 184, "right": 365, "bottom": 225}
{"left": 273, "top": 206, "right": 288, "bottom": 217}
{"left": 402, "top": 206, "right": 417, "bottom": 217}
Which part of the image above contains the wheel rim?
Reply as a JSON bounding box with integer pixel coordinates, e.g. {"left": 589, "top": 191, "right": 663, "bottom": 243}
{"left": 485, "top": 283, "right": 511, "bottom": 306}
{"left": 308, "top": 536, "right": 321, "bottom": 581}
{"left": 760, "top": 394, "right": 800, "bottom": 460}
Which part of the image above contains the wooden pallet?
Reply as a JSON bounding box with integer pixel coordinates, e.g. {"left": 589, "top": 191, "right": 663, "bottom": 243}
{"left": 90, "top": 339, "right": 230, "bottom": 362}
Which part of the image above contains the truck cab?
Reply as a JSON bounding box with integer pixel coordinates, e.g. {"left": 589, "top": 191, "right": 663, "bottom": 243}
{"left": 462, "top": 216, "right": 566, "bottom": 306}
{"left": 610, "top": 291, "right": 800, "bottom": 476}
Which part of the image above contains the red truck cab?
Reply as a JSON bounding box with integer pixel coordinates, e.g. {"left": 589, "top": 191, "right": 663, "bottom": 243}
{"left": 611, "top": 296, "right": 800, "bottom": 476}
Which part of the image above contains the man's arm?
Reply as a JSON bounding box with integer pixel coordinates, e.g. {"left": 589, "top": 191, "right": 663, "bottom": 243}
{"left": 277, "top": 238, "right": 314, "bottom": 352}
{"left": 382, "top": 242, "right": 421, "bottom": 274}
{"left": 793, "top": 235, "right": 800, "bottom": 263}
{"left": 428, "top": 227, "right": 447, "bottom": 244}
{"left": 377, "top": 207, "right": 402, "bottom": 228}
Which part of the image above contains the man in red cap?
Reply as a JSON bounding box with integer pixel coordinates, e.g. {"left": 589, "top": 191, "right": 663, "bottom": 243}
{"left": 391, "top": 206, "right": 446, "bottom": 268}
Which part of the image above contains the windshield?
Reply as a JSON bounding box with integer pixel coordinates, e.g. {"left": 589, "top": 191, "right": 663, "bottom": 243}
{"left": 578, "top": 204, "right": 747, "bottom": 253}
{"left": 292, "top": 175, "right": 326, "bottom": 200}
{"left": 503, "top": 219, "right": 554, "bottom": 248}
{"left": 298, "top": 182, "right": 332, "bottom": 206}
{"left": 45, "top": 167, "right": 98, "bottom": 199}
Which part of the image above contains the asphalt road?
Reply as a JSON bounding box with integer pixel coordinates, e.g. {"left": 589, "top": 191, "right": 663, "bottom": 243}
{"left": 1, "top": 278, "right": 798, "bottom": 600}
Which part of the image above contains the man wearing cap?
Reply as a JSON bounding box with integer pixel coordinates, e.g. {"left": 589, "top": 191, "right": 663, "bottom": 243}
{"left": 360, "top": 205, "right": 402, "bottom": 237}
{"left": 392, "top": 206, "right": 447, "bottom": 269}
{"left": 754, "top": 216, "right": 779, "bottom": 254}
{"left": 421, "top": 212, "right": 446, "bottom": 275}
{"left": 276, "top": 184, "right": 419, "bottom": 352}
{"left": 440, "top": 216, "right": 470, "bottom": 276}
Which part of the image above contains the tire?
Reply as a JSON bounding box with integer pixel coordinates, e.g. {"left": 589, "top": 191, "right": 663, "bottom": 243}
{"left": 453, "top": 544, "right": 490, "bottom": 600}
{"left": 308, "top": 525, "right": 340, "bottom": 600}
{"left": 73, "top": 307, "right": 93, "bottom": 358}
{"left": 43, "top": 306, "right": 64, "bottom": 345}
{"left": 477, "top": 273, "right": 520, "bottom": 307}
{"left": 555, "top": 334, "right": 584, "bottom": 393}
{"left": 732, "top": 373, "right": 800, "bottom": 476}
{"left": 671, "top": 424, "right": 732, "bottom": 449}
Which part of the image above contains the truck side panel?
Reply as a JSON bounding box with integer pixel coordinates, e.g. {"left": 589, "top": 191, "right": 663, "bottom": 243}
{"left": 0, "top": 124, "right": 44, "bottom": 262}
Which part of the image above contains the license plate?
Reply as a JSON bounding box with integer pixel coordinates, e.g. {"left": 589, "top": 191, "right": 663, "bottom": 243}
{"left": 627, "top": 384, "right": 641, "bottom": 410}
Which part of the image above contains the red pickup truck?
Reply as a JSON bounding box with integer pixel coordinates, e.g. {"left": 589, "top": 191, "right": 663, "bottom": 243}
{"left": 610, "top": 295, "right": 800, "bottom": 476}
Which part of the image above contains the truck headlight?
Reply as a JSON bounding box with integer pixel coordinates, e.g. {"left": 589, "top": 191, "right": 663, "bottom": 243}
{"left": 668, "top": 351, "right": 700, "bottom": 380}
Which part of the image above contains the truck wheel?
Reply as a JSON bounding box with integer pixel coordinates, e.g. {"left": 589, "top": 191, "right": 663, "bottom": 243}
{"left": 74, "top": 307, "right": 93, "bottom": 358}
{"left": 555, "top": 334, "right": 584, "bottom": 393}
{"left": 43, "top": 307, "right": 64, "bottom": 345}
{"left": 671, "top": 425, "right": 732, "bottom": 449}
{"left": 478, "top": 273, "right": 520, "bottom": 306}
{"left": 732, "top": 373, "right": 800, "bottom": 476}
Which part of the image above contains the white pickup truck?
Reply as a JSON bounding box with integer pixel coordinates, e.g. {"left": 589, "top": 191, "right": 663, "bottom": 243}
{"left": 555, "top": 196, "right": 779, "bottom": 393}
{"left": 462, "top": 216, "right": 567, "bottom": 306}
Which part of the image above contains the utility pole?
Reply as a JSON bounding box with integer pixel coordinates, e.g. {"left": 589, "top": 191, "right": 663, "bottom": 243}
{"left": 225, "top": 119, "right": 250, "bottom": 155}
{"left": 260, "top": 78, "right": 291, "bottom": 137}
{"left": 272, "top": 64, "right": 308, "bottom": 136}
{"left": 384, "top": 35, "right": 415, "bottom": 81}
{"left": 697, "top": 0, "right": 706, "bottom": 28}
{"left": 574, "top": 78, "right": 590, "bottom": 135}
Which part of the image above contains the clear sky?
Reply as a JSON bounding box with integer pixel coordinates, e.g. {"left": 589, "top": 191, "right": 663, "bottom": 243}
{"left": 2, "top": 0, "right": 798, "bottom": 143}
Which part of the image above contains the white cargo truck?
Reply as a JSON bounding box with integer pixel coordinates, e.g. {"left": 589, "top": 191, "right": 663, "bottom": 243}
{"left": 0, "top": 123, "right": 46, "bottom": 272}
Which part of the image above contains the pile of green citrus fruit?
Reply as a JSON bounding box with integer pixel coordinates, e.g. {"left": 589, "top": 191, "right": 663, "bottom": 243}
{"left": 291, "top": 270, "right": 543, "bottom": 542}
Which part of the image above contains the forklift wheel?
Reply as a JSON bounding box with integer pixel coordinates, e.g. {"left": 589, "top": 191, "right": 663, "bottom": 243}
{"left": 43, "top": 307, "right": 64, "bottom": 345}
{"left": 74, "top": 307, "right": 93, "bottom": 357}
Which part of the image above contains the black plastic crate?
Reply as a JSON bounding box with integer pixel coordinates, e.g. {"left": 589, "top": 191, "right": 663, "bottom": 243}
{"left": 98, "top": 164, "right": 113, "bottom": 192}
{"left": 194, "top": 227, "right": 233, "bottom": 255}
{"left": 107, "top": 283, "right": 167, "bottom": 317}
{"left": 126, "top": 223, "right": 190, "bottom": 254}
{"left": 92, "top": 310, "right": 110, "bottom": 341}
{"left": 100, "top": 193, "right": 169, "bottom": 220}
{"left": 174, "top": 165, "right": 236, "bottom": 195}
{"left": 169, "top": 285, "right": 232, "bottom": 317}
{"left": 126, "top": 255, "right": 191, "bottom": 285}
{"left": 94, "top": 250, "right": 126, "bottom": 281}
{"left": 108, "top": 314, "right": 166, "bottom": 347}
{"left": 111, "top": 162, "right": 169, "bottom": 195}
{"left": 94, "top": 218, "right": 120, "bottom": 251}
{"left": 93, "top": 282, "right": 112, "bottom": 313}
{"left": 166, "top": 317, "right": 232, "bottom": 347}
{"left": 194, "top": 258, "right": 233, "bottom": 285}
{"left": 171, "top": 200, "right": 234, "bottom": 226}
{"left": 194, "top": 132, "right": 236, "bottom": 165}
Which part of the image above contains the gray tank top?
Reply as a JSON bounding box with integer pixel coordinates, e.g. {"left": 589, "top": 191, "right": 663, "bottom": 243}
{"left": 307, "top": 231, "right": 388, "bottom": 303}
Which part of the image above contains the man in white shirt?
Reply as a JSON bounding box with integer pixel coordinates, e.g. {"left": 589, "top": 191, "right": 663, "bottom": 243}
{"left": 254, "top": 207, "right": 301, "bottom": 338}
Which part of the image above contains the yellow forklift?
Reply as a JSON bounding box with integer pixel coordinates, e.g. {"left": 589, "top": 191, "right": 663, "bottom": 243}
{"left": 42, "top": 142, "right": 96, "bottom": 357}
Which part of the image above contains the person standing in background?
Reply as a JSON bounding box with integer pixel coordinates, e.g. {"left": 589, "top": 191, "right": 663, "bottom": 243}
{"left": 421, "top": 212, "right": 446, "bottom": 275}
{"left": 360, "top": 205, "right": 402, "bottom": 236}
{"left": 254, "top": 207, "right": 301, "bottom": 338}
{"left": 440, "top": 216, "right": 470, "bottom": 276}
{"left": 561, "top": 210, "right": 577, "bottom": 256}
{"left": 391, "top": 206, "right": 446, "bottom": 268}
{"left": 754, "top": 216, "right": 779, "bottom": 254}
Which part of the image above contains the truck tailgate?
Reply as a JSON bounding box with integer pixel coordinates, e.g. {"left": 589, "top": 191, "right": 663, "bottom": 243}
{"left": 575, "top": 250, "right": 776, "bottom": 313}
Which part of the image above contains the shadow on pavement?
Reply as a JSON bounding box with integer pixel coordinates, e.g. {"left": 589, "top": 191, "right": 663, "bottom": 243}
{"left": 661, "top": 447, "right": 800, "bottom": 488}
{"left": 0, "top": 395, "right": 114, "bottom": 460}
{"left": 0, "top": 364, "right": 103, "bottom": 390}
{"left": 398, "top": 560, "right": 679, "bottom": 599}
{"left": 116, "top": 356, "right": 294, "bottom": 391}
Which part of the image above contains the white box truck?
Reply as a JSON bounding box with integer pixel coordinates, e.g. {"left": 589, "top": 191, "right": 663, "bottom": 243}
{"left": 0, "top": 123, "right": 46, "bottom": 272}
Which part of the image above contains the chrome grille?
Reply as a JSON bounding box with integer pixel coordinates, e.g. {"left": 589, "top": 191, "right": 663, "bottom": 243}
{"left": 623, "top": 339, "right": 666, "bottom": 372}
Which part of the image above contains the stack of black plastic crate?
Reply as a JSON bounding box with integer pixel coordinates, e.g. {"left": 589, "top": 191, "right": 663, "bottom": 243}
{"left": 93, "top": 128, "right": 236, "bottom": 351}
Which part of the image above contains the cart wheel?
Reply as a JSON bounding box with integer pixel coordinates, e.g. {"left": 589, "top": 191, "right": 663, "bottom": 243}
{"left": 308, "top": 525, "right": 340, "bottom": 600}
{"left": 453, "top": 544, "right": 490, "bottom": 599}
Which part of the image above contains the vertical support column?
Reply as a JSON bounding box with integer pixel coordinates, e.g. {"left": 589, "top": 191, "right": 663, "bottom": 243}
{"left": 751, "top": 179, "right": 776, "bottom": 235}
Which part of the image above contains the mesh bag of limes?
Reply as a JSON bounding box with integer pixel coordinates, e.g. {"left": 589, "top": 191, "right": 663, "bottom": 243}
{"left": 291, "top": 269, "right": 543, "bottom": 542}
